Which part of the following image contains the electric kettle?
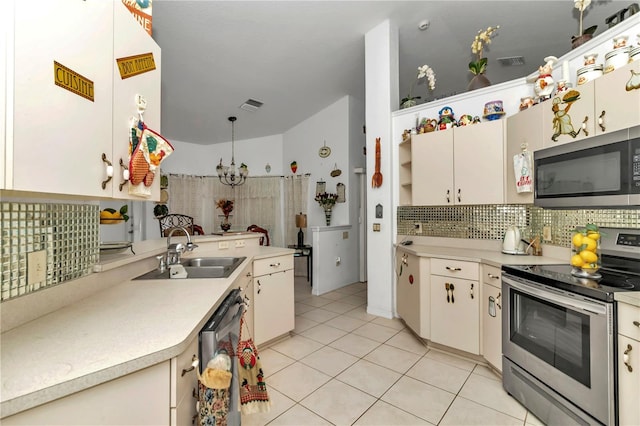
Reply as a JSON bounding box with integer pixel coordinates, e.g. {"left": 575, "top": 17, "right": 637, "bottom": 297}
{"left": 502, "top": 226, "right": 522, "bottom": 254}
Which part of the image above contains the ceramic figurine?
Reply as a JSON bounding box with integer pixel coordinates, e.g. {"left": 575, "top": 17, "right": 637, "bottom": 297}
{"left": 472, "top": 116, "right": 482, "bottom": 124}
{"left": 554, "top": 80, "right": 571, "bottom": 96}
{"left": 519, "top": 96, "right": 535, "bottom": 111}
{"left": 437, "top": 106, "right": 456, "bottom": 130}
{"left": 584, "top": 53, "right": 598, "bottom": 66}
{"left": 613, "top": 35, "right": 628, "bottom": 49}
{"left": 483, "top": 100, "right": 506, "bottom": 121}
{"left": 457, "top": 114, "right": 473, "bottom": 126}
{"left": 529, "top": 56, "right": 557, "bottom": 103}
{"left": 417, "top": 118, "right": 437, "bottom": 133}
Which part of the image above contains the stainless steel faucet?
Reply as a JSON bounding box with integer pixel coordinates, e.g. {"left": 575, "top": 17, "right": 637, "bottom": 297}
{"left": 165, "top": 226, "right": 198, "bottom": 266}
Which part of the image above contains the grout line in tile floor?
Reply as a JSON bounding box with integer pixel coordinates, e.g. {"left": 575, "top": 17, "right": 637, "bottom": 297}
{"left": 241, "top": 277, "right": 542, "bottom": 426}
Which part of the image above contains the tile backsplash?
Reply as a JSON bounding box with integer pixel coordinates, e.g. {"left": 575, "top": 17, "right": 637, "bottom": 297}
{"left": 398, "top": 205, "right": 640, "bottom": 247}
{"left": 0, "top": 202, "right": 99, "bottom": 301}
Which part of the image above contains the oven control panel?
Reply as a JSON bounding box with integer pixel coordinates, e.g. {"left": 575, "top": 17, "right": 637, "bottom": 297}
{"left": 617, "top": 232, "right": 640, "bottom": 247}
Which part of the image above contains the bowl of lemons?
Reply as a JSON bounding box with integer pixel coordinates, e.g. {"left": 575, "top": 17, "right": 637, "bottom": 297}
{"left": 100, "top": 205, "right": 129, "bottom": 225}
{"left": 570, "top": 223, "right": 602, "bottom": 279}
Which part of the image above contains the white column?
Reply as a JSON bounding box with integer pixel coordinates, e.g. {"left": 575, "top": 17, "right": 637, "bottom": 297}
{"left": 364, "top": 20, "right": 398, "bottom": 318}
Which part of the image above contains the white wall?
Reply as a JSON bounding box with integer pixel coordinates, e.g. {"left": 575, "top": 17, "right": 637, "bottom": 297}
{"left": 364, "top": 20, "right": 398, "bottom": 319}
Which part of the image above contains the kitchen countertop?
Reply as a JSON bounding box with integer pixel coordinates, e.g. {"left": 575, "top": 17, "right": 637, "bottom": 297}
{"left": 0, "top": 239, "right": 293, "bottom": 419}
{"left": 615, "top": 292, "right": 640, "bottom": 308}
{"left": 395, "top": 243, "right": 567, "bottom": 268}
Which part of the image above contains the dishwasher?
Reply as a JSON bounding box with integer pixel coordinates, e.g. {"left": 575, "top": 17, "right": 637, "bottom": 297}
{"left": 198, "top": 288, "right": 245, "bottom": 426}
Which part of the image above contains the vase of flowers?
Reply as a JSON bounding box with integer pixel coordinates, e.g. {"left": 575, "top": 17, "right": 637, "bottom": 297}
{"left": 216, "top": 198, "right": 234, "bottom": 231}
{"left": 572, "top": 0, "right": 597, "bottom": 49}
{"left": 401, "top": 64, "right": 436, "bottom": 109}
{"left": 468, "top": 25, "right": 499, "bottom": 91}
{"left": 315, "top": 192, "right": 338, "bottom": 226}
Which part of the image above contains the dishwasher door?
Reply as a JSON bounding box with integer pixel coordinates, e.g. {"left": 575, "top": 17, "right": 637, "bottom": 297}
{"left": 199, "top": 288, "right": 245, "bottom": 425}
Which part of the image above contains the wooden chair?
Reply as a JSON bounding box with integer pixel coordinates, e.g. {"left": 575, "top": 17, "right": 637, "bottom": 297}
{"left": 159, "top": 214, "right": 196, "bottom": 237}
{"left": 247, "top": 224, "right": 270, "bottom": 246}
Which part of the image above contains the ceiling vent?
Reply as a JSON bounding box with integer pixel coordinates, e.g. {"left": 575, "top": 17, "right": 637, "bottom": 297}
{"left": 497, "top": 56, "right": 525, "bottom": 66}
{"left": 239, "top": 99, "right": 264, "bottom": 112}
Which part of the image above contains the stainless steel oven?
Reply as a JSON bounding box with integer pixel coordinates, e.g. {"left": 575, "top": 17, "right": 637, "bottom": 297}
{"left": 502, "top": 227, "right": 640, "bottom": 426}
{"left": 502, "top": 274, "right": 614, "bottom": 425}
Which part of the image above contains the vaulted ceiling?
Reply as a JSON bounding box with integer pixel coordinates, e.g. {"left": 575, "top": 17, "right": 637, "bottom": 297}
{"left": 151, "top": 1, "right": 633, "bottom": 145}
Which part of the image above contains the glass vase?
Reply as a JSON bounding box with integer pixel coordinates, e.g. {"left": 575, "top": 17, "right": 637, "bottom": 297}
{"left": 570, "top": 231, "right": 601, "bottom": 279}
{"left": 323, "top": 206, "right": 332, "bottom": 226}
{"left": 220, "top": 216, "right": 231, "bottom": 232}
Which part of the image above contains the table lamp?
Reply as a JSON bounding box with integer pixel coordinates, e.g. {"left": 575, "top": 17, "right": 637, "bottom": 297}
{"left": 296, "top": 213, "right": 307, "bottom": 247}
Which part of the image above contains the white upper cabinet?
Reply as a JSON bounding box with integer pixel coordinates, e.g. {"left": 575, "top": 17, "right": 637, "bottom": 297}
{"left": 4, "top": 0, "right": 161, "bottom": 200}
{"left": 412, "top": 120, "right": 504, "bottom": 206}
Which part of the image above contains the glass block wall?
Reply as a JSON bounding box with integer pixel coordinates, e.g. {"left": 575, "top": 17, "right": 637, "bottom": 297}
{"left": 398, "top": 205, "right": 640, "bottom": 247}
{"left": 0, "top": 202, "right": 99, "bottom": 301}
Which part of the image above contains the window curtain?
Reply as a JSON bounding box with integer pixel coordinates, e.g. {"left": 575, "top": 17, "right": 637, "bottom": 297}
{"left": 166, "top": 174, "right": 296, "bottom": 247}
{"left": 283, "top": 175, "right": 309, "bottom": 246}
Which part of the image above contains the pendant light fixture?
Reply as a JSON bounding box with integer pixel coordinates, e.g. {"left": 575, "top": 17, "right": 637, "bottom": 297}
{"left": 217, "top": 116, "right": 248, "bottom": 187}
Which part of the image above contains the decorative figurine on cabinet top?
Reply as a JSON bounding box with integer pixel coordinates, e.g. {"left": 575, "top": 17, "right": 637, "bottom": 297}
{"left": 437, "top": 106, "right": 456, "bottom": 130}
{"left": 528, "top": 56, "right": 557, "bottom": 103}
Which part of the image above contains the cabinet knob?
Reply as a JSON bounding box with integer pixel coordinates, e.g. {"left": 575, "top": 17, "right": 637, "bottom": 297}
{"left": 101, "top": 153, "right": 113, "bottom": 189}
{"left": 446, "top": 266, "right": 462, "bottom": 272}
{"left": 581, "top": 116, "right": 589, "bottom": 137}
{"left": 623, "top": 344, "right": 633, "bottom": 373}
{"left": 633, "top": 320, "right": 639, "bottom": 328}
{"left": 598, "top": 110, "right": 606, "bottom": 132}
{"left": 181, "top": 354, "right": 198, "bottom": 376}
{"left": 118, "top": 159, "right": 129, "bottom": 191}
{"left": 487, "top": 273, "right": 500, "bottom": 280}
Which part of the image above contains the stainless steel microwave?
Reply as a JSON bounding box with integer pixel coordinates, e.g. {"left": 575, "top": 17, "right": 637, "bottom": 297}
{"left": 534, "top": 126, "right": 640, "bottom": 208}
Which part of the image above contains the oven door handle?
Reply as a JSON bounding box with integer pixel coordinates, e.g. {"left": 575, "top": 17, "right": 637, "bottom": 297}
{"left": 503, "top": 275, "right": 608, "bottom": 315}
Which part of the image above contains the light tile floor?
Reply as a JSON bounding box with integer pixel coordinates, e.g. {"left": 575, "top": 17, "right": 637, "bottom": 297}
{"left": 242, "top": 277, "right": 544, "bottom": 426}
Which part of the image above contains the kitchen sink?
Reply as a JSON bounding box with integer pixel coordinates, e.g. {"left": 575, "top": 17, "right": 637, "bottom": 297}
{"left": 134, "top": 256, "right": 246, "bottom": 280}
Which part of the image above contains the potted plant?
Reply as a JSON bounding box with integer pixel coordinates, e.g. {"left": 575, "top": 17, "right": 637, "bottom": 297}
{"left": 314, "top": 192, "right": 338, "bottom": 225}
{"left": 401, "top": 64, "right": 436, "bottom": 109}
{"left": 468, "top": 25, "right": 499, "bottom": 91}
{"left": 216, "top": 198, "right": 234, "bottom": 231}
{"left": 572, "top": 0, "right": 598, "bottom": 49}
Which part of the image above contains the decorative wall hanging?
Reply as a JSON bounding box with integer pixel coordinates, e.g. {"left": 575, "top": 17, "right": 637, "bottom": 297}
{"left": 265, "top": 163, "right": 271, "bottom": 173}
{"left": 318, "top": 140, "right": 331, "bottom": 158}
{"left": 336, "top": 183, "right": 346, "bottom": 203}
{"left": 129, "top": 95, "right": 174, "bottom": 197}
{"left": 330, "top": 164, "right": 341, "bottom": 177}
{"left": 290, "top": 161, "right": 298, "bottom": 173}
{"left": 315, "top": 180, "right": 326, "bottom": 195}
{"left": 371, "top": 137, "right": 383, "bottom": 188}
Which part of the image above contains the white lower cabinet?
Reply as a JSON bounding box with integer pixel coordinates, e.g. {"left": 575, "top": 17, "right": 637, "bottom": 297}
{"left": 481, "top": 264, "right": 503, "bottom": 371}
{"left": 430, "top": 258, "right": 480, "bottom": 355}
{"left": 170, "top": 335, "right": 199, "bottom": 426}
{"left": 395, "top": 250, "right": 430, "bottom": 339}
{"left": 3, "top": 362, "right": 170, "bottom": 425}
{"left": 253, "top": 254, "right": 295, "bottom": 346}
{"left": 617, "top": 300, "right": 640, "bottom": 426}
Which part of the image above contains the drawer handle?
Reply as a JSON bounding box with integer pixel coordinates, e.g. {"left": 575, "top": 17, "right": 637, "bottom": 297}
{"left": 470, "top": 283, "right": 474, "bottom": 299}
{"left": 118, "top": 158, "right": 129, "bottom": 191}
{"left": 445, "top": 282, "right": 450, "bottom": 303}
{"left": 257, "top": 279, "right": 261, "bottom": 294}
{"left": 101, "top": 153, "right": 113, "bottom": 189}
{"left": 624, "top": 344, "right": 633, "bottom": 373}
{"left": 270, "top": 262, "right": 281, "bottom": 268}
{"left": 446, "top": 266, "right": 462, "bottom": 272}
{"left": 457, "top": 188, "right": 461, "bottom": 203}
{"left": 181, "top": 355, "right": 198, "bottom": 377}
{"left": 487, "top": 273, "right": 500, "bottom": 280}
{"left": 496, "top": 292, "right": 501, "bottom": 310}
{"left": 633, "top": 320, "right": 640, "bottom": 328}
{"left": 446, "top": 189, "right": 450, "bottom": 204}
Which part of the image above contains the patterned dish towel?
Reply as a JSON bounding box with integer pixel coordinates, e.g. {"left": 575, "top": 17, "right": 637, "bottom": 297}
{"left": 237, "top": 315, "right": 271, "bottom": 415}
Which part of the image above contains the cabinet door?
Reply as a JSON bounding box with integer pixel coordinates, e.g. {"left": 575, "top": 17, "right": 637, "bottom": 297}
{"left": 618, "top": 334, "right": 640, "bottom": 426}
{"left": 505, "top": 104, "right": 544, "bottom": 204}
{"left": 595, "top": 61, "right": 640, "bottom": 136}
{"left": 412, "top": 131, "right": 454, "bottom": 206}
{"left": 111, "top": 2, "right": 162, "bottom": 200}
{"left": 10, "top": 0, "right": 114, "bottom": 196}
{"left": 254, "top": 269, "right": 294, "bottom": 346}
{"left": 396, "top": 252, "right": 429, "bottom": 339}
{"left": 542, "top": 81, "right": 595, "bottom": 147}
{"left": 430, "top": 275, "right": 480, "bottom": 354}
{"left": 482, "top": 282, "right": 502, "bottom": 371}
{"left": 453, "top": 120, "right": 505, "bottom": 205}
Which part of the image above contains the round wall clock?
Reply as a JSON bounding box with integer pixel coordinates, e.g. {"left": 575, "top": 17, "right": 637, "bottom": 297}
{"left": 319, "top": 140, "right": 331, "bottom": 158}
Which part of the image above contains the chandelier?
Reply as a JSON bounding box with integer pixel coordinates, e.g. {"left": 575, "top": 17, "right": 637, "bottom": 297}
{"left": 216, "top": 116, "right": 248, "bottom": 187}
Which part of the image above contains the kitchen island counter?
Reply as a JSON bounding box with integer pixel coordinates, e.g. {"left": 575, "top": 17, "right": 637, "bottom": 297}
{"left": 0, "top": 237, "right": 292, "bottom": 419}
